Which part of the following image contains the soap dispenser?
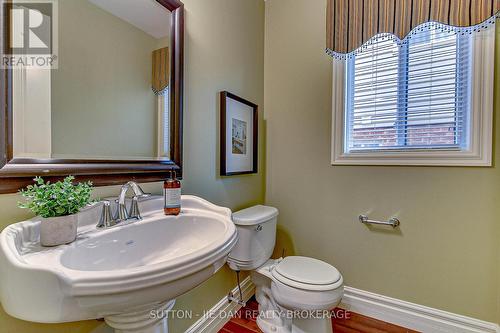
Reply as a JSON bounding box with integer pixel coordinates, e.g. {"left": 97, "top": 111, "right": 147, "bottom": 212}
{"left": 164, "top": 170, "right": 181, "bottom": 215}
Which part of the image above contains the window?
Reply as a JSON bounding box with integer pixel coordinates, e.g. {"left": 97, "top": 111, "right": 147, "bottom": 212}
{"left": 157, "top": 88, "right": 170, "bottom": 158}
{"left": 332, "top": 22, "right": 495, "bottom": 166}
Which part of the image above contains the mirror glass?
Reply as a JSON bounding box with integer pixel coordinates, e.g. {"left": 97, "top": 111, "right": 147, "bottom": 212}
{"left": 12, "top": 0, "right": 172, "bottom": 160}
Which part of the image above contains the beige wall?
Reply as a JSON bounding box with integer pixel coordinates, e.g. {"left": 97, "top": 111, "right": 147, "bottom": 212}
{"left": 264, "top": 0, "right": 500, "bottom": 323}
{"left": 51, "top": 0, "right": 159, "bottom": 159}
{"left": 0, "top": 0, "right": 265, "bottom": 332}
{"left": 4, "top": 0, "right": 498, "bottom": 330}
{"left": 169, "top": 0, "right": 265, "bottom": 330}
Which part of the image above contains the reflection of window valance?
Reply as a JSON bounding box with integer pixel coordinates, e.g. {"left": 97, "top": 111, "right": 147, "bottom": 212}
{"left": 326, "top": 0, "right": 499, "bottom": 56}
{"left": 152, "top": 47, "right": 169, "bottom": 95}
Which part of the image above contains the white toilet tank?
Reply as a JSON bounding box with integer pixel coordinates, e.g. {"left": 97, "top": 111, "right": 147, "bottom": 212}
{"left": 228, "top": 205, "right": 279, "bottom": 271}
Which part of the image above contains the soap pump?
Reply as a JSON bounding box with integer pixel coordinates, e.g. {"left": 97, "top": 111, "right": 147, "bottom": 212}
{"left": 164, "top": 170, "right": 181, "bottom": 215}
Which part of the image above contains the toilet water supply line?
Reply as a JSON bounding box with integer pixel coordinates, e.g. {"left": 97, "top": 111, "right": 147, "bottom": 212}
{"left": 227, "top": 270, "right": 246, "bottom": 306}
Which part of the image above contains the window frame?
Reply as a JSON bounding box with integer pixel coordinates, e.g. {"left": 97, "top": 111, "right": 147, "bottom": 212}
{"left": 331, "top": 25, "right": 495, "bottom": 166}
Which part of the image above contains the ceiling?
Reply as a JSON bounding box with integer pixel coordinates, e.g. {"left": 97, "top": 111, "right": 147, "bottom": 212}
{"left": 88, "top": 0, "right": 171, "bottom": 39}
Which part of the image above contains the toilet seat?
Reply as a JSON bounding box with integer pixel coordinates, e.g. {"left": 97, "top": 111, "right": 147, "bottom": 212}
{"left": 271, "top": 256, "right": 343, "bottom": 291}
{"left": 251, "top": 257, "right": 344, "bottom": 333}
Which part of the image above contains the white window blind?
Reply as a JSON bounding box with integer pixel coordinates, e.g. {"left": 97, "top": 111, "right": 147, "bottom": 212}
{"left": 157, "top": 88, "right": 170, "bottom": 158}
{"left": 163, "top": 87, "right": 170, "bottom": 155}
{"left": 345, "top": 24, "right": 472, "bottom": 152}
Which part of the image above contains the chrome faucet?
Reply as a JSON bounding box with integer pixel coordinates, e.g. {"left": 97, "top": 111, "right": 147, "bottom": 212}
{"left": 116, "top": 181, "right": 150, "bottom": 220}
{"left": 96, "top": 181, "right": 150, "bottom": 229}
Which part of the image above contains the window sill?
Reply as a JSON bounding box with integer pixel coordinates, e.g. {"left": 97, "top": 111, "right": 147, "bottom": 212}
{"left": 332, "top": 149, "right": 492, "bottom": 166}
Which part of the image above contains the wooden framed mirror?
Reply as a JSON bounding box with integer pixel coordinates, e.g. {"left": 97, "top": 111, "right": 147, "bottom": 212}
{"left": 0, "top": 0, "right": 184, "bottom": 193}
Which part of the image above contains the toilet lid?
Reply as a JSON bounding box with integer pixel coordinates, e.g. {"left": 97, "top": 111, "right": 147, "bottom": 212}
{"left": 273, "top": 256, "right": 341, "bottom": 287}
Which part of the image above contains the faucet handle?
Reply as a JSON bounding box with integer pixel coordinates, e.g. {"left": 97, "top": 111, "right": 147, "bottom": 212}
{"left": 114, "top": 199, "right": 129, "bottom": 222}
{"left": 97, "top": 201, "right": 116, "bottom": 229}
{"left": 128, "top": 196, "right": 142, "bottom": 220}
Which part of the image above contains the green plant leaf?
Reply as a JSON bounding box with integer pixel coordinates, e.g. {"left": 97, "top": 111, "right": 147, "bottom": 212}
{"left": 17, "top": 176, "right": 94, "bottom": 218}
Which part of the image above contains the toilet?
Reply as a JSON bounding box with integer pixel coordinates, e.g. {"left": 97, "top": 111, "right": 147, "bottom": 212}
{"left": 228, "top": 205, "right": 343, "bottom": 333}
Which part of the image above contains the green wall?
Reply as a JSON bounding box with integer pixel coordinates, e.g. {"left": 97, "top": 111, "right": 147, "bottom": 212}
{"left": 264, "top": 0, "right": 500, "bottom": 322}
{"left": 0, "top": 0, "right": 265, "bottom": 332}
{"left": 2, "top": 0, "right": 499, "bottom": 330}
{"left": 51, "top": 0, "right": 158, "bottom": 159}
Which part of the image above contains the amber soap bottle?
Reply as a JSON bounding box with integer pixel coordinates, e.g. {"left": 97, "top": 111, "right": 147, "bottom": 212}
{"left": 164, "top": 170, "right": 181, "bottom": 215}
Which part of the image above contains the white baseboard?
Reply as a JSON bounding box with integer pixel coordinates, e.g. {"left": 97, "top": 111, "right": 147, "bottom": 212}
{"left": 340, "top": 286, "right": 500, "bottom": 333}
{"left": 184, "top": 276, "right": 255, "bottom": 333}
{"left": 184, "top": 279, "right": 499, "bottom": 333}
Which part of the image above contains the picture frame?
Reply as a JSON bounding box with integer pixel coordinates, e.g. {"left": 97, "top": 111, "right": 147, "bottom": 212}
{"left": 220, "top": 91, "right": 258, "bottom": 176}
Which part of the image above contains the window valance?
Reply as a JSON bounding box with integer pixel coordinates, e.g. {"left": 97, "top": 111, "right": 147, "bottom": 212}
{"left": 152, "top": 47, "right": 169, "bottom": 95}
{"left": 326, "top": 0, "right": 499, "bottom": 57}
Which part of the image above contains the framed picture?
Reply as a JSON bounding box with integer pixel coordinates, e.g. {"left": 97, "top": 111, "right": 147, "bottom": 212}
{"left": 220, "top": 91, "right": 258, "bottom": 176}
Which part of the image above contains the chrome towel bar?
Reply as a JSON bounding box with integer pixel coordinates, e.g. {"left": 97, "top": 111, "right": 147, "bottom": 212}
{"left": 359, "top": 215, "right": 400, "bottom": 228}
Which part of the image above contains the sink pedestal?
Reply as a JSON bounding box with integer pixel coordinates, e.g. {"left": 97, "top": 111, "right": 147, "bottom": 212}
{"left": 105, "top": 300, "right": 176, "bottom": 333}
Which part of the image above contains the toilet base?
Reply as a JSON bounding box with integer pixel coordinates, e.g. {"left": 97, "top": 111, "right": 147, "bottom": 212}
{"left": 256, "top": 310, "right": 290, "bottom": 333}
{"left": 256, "top": 310, "right": 333, "bottom": 333}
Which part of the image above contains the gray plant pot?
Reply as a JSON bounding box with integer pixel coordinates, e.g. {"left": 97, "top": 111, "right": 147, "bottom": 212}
{"left": 40, "top": 214, "right": 78, "bottom": 247}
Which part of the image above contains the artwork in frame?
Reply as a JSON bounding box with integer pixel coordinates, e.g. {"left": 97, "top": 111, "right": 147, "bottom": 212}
{"left": 220, "top": 91, "right": 258, "bottom": 176}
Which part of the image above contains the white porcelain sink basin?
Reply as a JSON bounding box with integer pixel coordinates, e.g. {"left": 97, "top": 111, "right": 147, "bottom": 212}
{"left": 0, "top": 195, "right": 237, "bottom": 333}
{"left": 60, "top": 214, "right": 229, "bottom": 271}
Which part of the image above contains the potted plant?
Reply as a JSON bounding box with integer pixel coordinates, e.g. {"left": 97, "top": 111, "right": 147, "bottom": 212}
{"left": 18, "top": 176, "right": 93, "bottom": 246}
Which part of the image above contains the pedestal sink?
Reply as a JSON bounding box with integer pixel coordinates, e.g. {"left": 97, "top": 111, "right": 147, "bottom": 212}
{"left": 0, "top": 195, "right": 238, "bottom": 333}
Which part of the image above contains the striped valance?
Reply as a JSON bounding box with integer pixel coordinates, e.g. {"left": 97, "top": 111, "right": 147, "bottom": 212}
{"left": 152, "top": 47, "right": 169, "bottom": 95}
{"left": 326, "top": 0, "right": 500, "bottom": 55}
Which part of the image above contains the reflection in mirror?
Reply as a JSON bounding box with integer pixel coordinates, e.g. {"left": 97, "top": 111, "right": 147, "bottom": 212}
{"left": 12, "top": 0, "right": 171, "bottom": 160}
